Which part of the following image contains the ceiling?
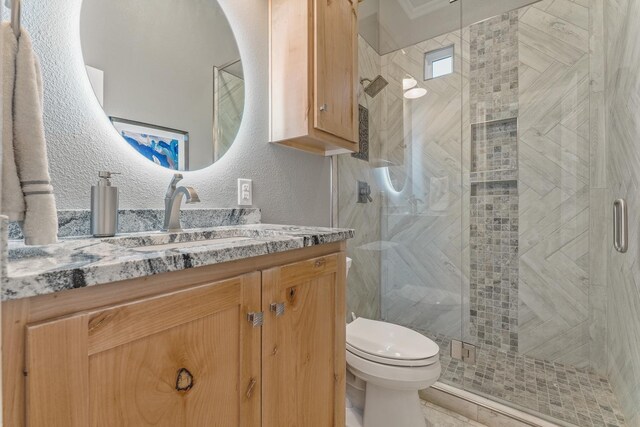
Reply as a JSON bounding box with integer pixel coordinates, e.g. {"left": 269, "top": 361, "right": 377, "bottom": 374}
{"left": 359, "top": 0, "right": 541, "bottom": 55}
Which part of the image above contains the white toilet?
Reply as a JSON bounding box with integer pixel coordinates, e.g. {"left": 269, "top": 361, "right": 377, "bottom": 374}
{"left": 345, "top": 259, "right": 441, "bottom": 427}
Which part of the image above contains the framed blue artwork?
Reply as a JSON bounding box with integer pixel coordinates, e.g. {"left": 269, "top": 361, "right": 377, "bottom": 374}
{"left": 110, "top": 117, "right": 189, "bottom": 171}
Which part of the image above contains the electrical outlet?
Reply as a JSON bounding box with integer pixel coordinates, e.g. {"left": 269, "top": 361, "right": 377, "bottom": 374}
{"left": 237, "top": 179, "right": 252, "bottom": 206}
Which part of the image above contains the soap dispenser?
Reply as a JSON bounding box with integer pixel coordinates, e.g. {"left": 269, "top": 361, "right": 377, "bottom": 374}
{"left": 91, "top": 171, "right": 120, "bottom": 237}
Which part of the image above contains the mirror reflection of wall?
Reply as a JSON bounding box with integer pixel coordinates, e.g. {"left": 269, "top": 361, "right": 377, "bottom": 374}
{"left": 80, "top": 0, "right": 244, "bottom": 171}
{"left": 214, "top": 60, "right": 245, "bottom": 162}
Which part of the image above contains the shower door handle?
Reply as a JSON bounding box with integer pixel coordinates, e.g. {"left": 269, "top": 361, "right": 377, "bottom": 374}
{"left": 613, "top": 199, "right": 628, "bottom": 253}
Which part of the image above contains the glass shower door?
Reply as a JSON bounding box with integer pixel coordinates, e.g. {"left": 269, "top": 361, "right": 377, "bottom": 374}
{"left": 458, "top": 2, "right": 626, "bottom": 425}
{"left": 374, "top": 0, "right": 466, "bottom": 388}
{"left": 341, "top": 0, "right": 465, "bottom": 389}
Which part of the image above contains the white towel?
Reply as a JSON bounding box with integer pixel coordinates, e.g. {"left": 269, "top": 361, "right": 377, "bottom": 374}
{"left": 2, "top": 23, "right": 58, "bottom": 245}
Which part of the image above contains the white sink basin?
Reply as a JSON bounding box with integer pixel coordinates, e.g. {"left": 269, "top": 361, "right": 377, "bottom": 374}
{"left": 128, "top": 236, "right": 253, "bottom": 253}
{"left": 101, "top": 228, "right": 265, "bottom": 253}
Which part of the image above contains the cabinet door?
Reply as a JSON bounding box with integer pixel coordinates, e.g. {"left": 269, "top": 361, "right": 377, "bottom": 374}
{"left": 24, "top": 273, "right": 261, "bottom": 427}
{"left": 315, "top": 0, "right": 358, "bottom": 143}
{"left": 262, "top": 253, "right": 346, "bottom": 427}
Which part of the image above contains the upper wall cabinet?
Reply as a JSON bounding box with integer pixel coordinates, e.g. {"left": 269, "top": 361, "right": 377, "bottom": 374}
{"left": 269, "top": 0, "right": 359, "bottom": 155}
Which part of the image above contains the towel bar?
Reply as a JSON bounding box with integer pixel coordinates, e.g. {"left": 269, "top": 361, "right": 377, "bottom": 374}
{"left": 6, "top": 0, "right": 20, "bottom": 38}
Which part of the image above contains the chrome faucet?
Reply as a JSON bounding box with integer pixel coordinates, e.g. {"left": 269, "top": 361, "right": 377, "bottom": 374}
{"left": 163, "top": 174, "right": 200, "bottom": 232}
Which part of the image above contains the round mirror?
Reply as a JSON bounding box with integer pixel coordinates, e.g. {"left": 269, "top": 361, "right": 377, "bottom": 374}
{"left": 80, "top": 0, "right": 244, "bottom": 171}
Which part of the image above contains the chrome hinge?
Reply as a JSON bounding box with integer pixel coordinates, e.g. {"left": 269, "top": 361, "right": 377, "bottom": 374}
{"left": 451, "top": 340, "right": 476, "bottom": 364}
{"left": 247, "top": 312, "right": 264, "bottom": 327}
{"left": 270, "top": 302, "right": 285, "bottom": 317}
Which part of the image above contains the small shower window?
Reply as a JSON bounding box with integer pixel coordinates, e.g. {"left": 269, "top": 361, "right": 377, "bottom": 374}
{"left": 424, "top": 45, "right": 454, "bottom": 80}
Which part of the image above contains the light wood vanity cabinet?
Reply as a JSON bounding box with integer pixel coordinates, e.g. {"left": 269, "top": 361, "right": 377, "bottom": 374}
{"left": 269, "top": 0, "right": 359, "bottom": 155}
{"left": 25, "top": 274, "right": 261, "bottom": 427}
{"left": 3, "top": 245, "right": 346, "bottom": 427}
{"left": 263, "top": 254, "right": 346, "bottom": 427}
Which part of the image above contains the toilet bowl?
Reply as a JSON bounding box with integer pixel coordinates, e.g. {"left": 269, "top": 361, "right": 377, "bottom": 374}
{"left": 344, "top": 258, "right": 441, "bottom": 427}
{"left": 345, "top": 317, "right": 441, "bottom": 427}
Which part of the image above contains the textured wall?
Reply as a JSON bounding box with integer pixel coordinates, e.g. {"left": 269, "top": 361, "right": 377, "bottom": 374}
{"left": 604, "top": 0, "right": 640, "bottom": 423}
{"left": 21, "top": 0, "right": 331, "bottom": 226}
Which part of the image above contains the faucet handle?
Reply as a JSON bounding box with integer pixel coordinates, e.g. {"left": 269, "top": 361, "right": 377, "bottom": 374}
{"left": 165, "top": 173, "right": 184, "bottom": 198}
{"left": 185, "top": 187, "right": 201, "bottom": 204}
{"left": 98, "top": 171, "right": 121, "bottom": 179}
{"left": 170, "top": 173, "right": 184, "bottom": 185}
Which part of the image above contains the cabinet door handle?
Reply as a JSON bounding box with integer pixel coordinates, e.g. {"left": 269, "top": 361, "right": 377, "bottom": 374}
{"left": 315, "top": 258, "right": 326, "bottom": 268}
{"left": 270, "top": 302, "right": 285, "bottom": 317}
{"left": 614, "top": 199, "right": 628, "bottom": 253}
{"left": 246, "top": 378, "right": 257, "bottom": 399}
{"left": 320, "top": 103, "right": 328, "bottom": 112}
{"left": 247, "top": 312, "right": 264, "bottom": 327}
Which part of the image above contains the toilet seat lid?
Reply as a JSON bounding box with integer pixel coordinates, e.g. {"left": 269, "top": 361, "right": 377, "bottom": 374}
{"left": 346, "top": 318, "right": 439, "bottom": 362}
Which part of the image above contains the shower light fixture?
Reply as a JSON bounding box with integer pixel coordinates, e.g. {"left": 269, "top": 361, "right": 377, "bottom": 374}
{"left": 404, "top": 87, "right": 427, "bottom": 99}
{"left": 402, "top": 76, "right": 417, "bottom": 90}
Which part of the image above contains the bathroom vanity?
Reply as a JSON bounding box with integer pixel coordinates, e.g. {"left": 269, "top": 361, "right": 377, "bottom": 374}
{"left": 2, "top": 0, "right": 358, "bottom": 423}
{"left": 2, "top": 222, "right": 353, "bottom": 426}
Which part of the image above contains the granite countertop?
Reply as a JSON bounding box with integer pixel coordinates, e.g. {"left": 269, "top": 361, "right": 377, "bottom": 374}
{"left": 4, "top": 224, "right": 354, "bottom": 301}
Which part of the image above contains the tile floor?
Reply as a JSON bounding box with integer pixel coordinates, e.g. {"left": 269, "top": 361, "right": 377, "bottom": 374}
{"left": 422, "top": 401, "right": 487, "bottom": 427}
{"left": 424, "top": 333, "right": 626, "bottom": 427}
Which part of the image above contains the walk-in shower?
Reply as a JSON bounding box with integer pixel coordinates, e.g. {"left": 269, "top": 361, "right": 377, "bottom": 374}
{"left": 338, "top": 0, "right": 638, "bottom": 425}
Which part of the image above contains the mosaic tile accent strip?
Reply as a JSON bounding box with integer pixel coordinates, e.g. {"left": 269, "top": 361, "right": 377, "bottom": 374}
{"left": 469, "top": 12, "right": 519, "bottom": 124}
{"left": 470, "top": 182, "right": 519, "bottom": 352}
{"left": 469, "top": 11, "right": 520, "bottom": 352}
{"left": 425, "top": 332, "right": 627, "bottom": 427}
{"left": 470, "top": 118, "right": 518, "bottom": 183}
{"left": 352, "top": 104, "right": 370, "bottom": 162}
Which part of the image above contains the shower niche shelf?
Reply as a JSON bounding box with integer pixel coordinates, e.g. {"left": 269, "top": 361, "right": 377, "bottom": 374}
{"left": 470, "top": 170, "right": 518, "bottom": 184}
{"left": 470, "top": 117, "right": 518, "bottom": 184}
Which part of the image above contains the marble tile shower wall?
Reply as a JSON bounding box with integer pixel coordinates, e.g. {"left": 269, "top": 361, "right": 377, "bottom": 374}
{"left": 379, "top": 30, "right": 468, "bottom": 338}
{"left": 516, "top": 1, "right": 592, "bottom": 369}
{"left": 468, "top": 12, "right": 520, "bottom": 353}
{"left": 470, "top": 182, "right": 519, "bottom": 352}
{"left": 469, "top": 13, "right": 519, "bottom": 125}
{"left": 338, "top": 36, "right": 382, "bottom": 320}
